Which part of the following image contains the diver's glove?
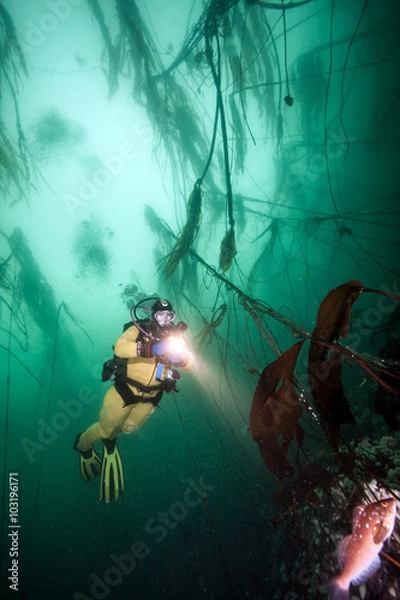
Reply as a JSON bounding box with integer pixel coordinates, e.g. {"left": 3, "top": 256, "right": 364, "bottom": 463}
{"left": 152, "top": 342, "right": 166, "bottom": 357}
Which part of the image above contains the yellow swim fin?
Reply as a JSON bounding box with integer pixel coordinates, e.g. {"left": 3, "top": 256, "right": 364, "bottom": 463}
{"left": 100, "top": 438, "right": 125, "bottom": 503}
{"left": 74, "top": 433, "right": 102, "bottom": 482}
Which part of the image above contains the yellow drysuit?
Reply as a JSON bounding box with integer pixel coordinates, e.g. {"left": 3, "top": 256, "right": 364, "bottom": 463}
{"left": 77, "top": 323, "right": 194, "bottom": 452}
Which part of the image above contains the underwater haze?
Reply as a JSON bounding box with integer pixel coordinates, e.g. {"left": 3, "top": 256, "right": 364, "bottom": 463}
{"left": 1, "top": 1, "right": 400, "bottom": 599}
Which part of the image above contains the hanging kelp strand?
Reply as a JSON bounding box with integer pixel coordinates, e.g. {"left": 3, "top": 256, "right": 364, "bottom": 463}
{"left": 6, "top": 228, "right": 83, "bottom": 359}
{"left": 144, "top": 205, "right": 176, "bottom": 249}
{"left": 219, "top": 226, "right": 237, "bottom": 272}
{"left": 112, "top": 0, "right": 215, "bottom": 193}
{"left": 162, "top": 180, "right": 202, "bottom": 279}
{"left": 0, "top": 2, "right": 27, "bottom": 75}
{"left": 0, "top": 127, "right": 25, "bottom": 200}
{"left": 248, "top": 219, "right": 279, "bottom": 290}
{"left": 204, "top": 12, "right": 238, "bottom": 272}
{"left": 86, "top": 0, "right": 119, "bottom": 96}
{"left": 0, "top": 2, "right": 34, "bottom": 200}
{"left": 194, "top": 303, "right": 228, "bottom": 351}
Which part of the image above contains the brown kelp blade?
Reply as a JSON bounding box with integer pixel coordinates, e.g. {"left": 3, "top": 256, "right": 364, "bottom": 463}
{"left": 219, "top": 226, "right": 237, "bottom": 272}
{"left": 163, "top": 180, "right": 202, "bottom": 278}
{"left": 308, "top": 281, "right": 363, "bottom": 446}
{"left": 312, "top": 280, "right": 363, "bottom": 344}
{"left": 250, "top": 340, "right": 305, "bottom": 479}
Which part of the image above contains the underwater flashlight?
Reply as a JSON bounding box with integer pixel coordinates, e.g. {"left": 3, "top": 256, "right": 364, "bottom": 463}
{"left": 166, "top": 334, "right": 187, "bottom": 356}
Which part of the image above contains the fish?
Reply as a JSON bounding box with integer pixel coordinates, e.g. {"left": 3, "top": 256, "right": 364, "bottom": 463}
{"left": 326, "top": 498, "right": 397, "bottom": 600}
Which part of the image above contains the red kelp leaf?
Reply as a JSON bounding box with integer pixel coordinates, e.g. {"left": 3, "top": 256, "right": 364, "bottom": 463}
{"left": 308, "top": 281, "right": 363, "bottom": 446}
{"left": 250, "top": 341, "right": 305, "bottom": 479}
{"left": 308, "top": 348, "right": 355, "bottom": 430}
{"left": 312, "top": 280, "right": 363, "bottom": 344}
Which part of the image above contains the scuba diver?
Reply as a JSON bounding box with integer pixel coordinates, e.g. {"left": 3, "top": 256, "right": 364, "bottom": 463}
{"left": 74, "top": 298, "right": 194, "bottom": 503}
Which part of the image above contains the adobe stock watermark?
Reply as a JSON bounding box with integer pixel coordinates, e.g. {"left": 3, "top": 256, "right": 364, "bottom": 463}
{"left": 61, "top": 120, "right": 153, "bottom": 219}
{"left": 345, "top": 282, "right": 400, "bottom": 350}
{"left": 20, "top": 0, "right": 85, "bottom": 55}
{"left": 285, "top": 129, "right": 355, "bottom": 192}
{"left": 73, "top": 476, "right": 216, "bottom": 600}
{"left": 20, "top": 385, "right": 98, "bottom": 463}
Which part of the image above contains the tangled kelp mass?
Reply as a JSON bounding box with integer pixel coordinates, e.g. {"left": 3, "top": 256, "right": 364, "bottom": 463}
{"left": 1, "top": 1, "right": 400, "bottom": 599}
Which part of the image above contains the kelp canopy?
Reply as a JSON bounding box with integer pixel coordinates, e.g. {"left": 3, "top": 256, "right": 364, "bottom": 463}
{"left": 81, "top": 0, "right": 400, "bottom": 284}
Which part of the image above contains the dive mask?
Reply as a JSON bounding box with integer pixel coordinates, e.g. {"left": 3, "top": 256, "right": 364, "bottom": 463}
{"left": 154, "top": 310, "right": 176, "bottom": 326}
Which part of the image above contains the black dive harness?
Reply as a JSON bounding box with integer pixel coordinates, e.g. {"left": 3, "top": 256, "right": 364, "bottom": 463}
{"left": 101, "top": 319, "right": 182, "bottom": 407}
